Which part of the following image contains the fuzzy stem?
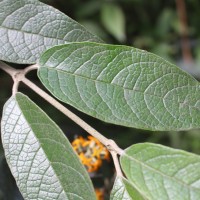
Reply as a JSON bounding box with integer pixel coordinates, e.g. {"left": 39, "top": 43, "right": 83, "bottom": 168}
{"left": 24, "top": 64, "right": 39, "bottom": 74}
{"left": 0, "top": 61, "right": 16, "bottom": 76}
{"left": 23, "top": 77, "right": 107, "bottom": 142}
{"left": 110, "top": 151, "right": 123, "bottom": 176}
{"left": 12, "top": 80, "right": 20, "bottom": 95}
{"left": 0, "top": 61, "right": 22, "bottom": 95}
{"left": 0, "top": 61, "right": 124, "bottom": 155}
{"left": 22, "top": 77, "right": 124, "bottom": 155}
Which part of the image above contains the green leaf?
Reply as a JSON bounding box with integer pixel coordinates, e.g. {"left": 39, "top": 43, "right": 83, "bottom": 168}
{"left": 110, "top": 176, "right": 146, "bottom": 200}
{"left": 1, "top": 93, "right": 96, "bottom": 200}
{"left": 0, "top": 0, "right": 101, "bottom": 64}
{"left": 38, "top": 42, "right": 200, "bottom": 131}
{"left": 101, "top": 3, "right": 126, "bottom": 42}
{"left": 120, "top": 143, "right": 200, "bottom": 200}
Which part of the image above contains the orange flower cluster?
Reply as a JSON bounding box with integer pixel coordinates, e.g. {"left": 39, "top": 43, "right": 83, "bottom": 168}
{"left": 72, "top": 136, "right": 109, "bottom": 172}
{"left": 95, "top": 189, "right": 104, "bottom": 200}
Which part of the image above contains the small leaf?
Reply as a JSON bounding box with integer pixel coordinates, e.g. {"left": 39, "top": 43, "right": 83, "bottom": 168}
{"left": 101, "top": 3, "right": 126, "bottom": 42}
{"left": 0, "top": 0, "right": 101, "bottom": 64}
{"left": 1, "top": 93, "right": 96, "bottom": 200}
{"left": 120, "top": 143, "right": 200, "bottom": 200}
{"left": 38, "top": 42, "right": 200, "bottom": 131}
{"left": 110, "top": 176, "right": 146, "bottom": 200}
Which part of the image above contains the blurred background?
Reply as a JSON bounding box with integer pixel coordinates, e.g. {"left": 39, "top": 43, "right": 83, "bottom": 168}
{"left": 0, "top": 0, "right": 200, "bottom": 199}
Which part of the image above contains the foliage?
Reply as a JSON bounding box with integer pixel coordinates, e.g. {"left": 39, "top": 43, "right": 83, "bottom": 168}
{"left": 121, "top": 143, "right": 200, "bottom": 199}
{"left": 0, "top": 0, "right": 200, "bottom": 200}
{"left": 0, "top": 0, "right": 101, "bottom": 64}
{"left": 38, "top": 42, "right": 200, "bottom": 131}
{"left": 2, "top": 93, "right": 96, "bottom": 199}
{"left": 110, "top": 177, "right": 145, "bottom": 200}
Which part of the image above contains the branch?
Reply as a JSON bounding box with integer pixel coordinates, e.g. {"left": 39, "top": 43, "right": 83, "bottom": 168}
{"left": 110, "top": 151, "right": 123, "bottom": 177}
{"left": 0, "top": 62, "right": 39, "bottom": 77}
{"left": 0, "top": 61, "right": 124, "bottom": 156}
{"left": 0, "top": 62, "right": 38, "bottom": 95}
{"left": 0, "top": 61, "right": 16, "bottom": 76}
{"left": 0, "top": 61, "right": 22, "bottom": 95}
{"left": 22, "top": 77, "right": 124, "bottom": 155}
{"left": 12, "top": 80, "right": 20, "bottom": 95}
{"left": 24, "top": 64, "right": 39, "bottom": 74}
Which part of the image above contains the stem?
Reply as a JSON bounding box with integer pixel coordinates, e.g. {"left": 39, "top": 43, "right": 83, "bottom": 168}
{"left": 12, "top": 80, "right": 20, "bottom": 95}
{"left": 0, "top": 61, "right": 21, "bottom": 95}
{"left": 22, "top": 78, "right": 124, "bottom": 155}
{"left": 22, "top": 77, "right": 107, "bottom": 140}
{"left": 24, "top": 64, "right": 39, "bottom": 74}
{"left": 110, "top": 151, "right": 123, "bottom": 176}
{"left": 0, "top": 61, "right": 124, "bottom": 155}
{"left": 0, "top": 61, "right": 16, "bottom": 76}
{"left": 0, "top": 62, "right": 38, "bottom": 76}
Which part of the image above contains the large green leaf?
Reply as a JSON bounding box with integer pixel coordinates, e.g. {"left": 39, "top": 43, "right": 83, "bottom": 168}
{"left": 1, "top": 93, "right": 96, "bottom": 200}
{"left": 0, "top": 0, "right": 101, "bottom": 64}
{"left": 120, "top": 143, "right": 200, "bottom": 200}
{"left": 110, "top": 176, "right": 146, "bottom": 200}
{"left": 38, "top": 42, "right": 200, "bottom": 131}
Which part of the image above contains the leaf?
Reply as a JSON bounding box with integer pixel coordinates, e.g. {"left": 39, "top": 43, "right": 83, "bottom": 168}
{"left": 110, "top": 176, "right": 146, "bottom": 200}
{"left": 1, "top": 93, "right": 96, "bottom": 200}
{"left": 38, "top": 42, "right": 200, "bottom": 131}
{"left": 120, "top": 143, "right": 200, "bottom": 200}
{"left": 101, "top": 3, "right": 126, "bottom": 42}
{"left": 0, "top": 0, "right": 101, "bottom": 64}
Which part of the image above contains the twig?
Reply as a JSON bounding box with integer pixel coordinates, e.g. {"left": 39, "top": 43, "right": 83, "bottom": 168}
{"left": 0, "top": 61, "right": 124, "bottom": 155}
{"left": 12, "top": 80, "right": 20, "bottom": 95}
{"left": 22, "top": 77, "right": 124, "bottom": 155}
{"left": 0, "top": 61, "right": 22, "bottom": 95}
{"left": 24, "top": 64, "right": 39, "bottom": 74}
{"left": 0, "top": 61, "right": 16, "bottom": 77}
{"left": 110, "top": 151, "right": 123, "bottom": 176}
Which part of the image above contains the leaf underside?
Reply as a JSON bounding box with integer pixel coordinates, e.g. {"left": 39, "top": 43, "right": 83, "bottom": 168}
{"left": 38, "top": 42, "right": 200, "bottom": 131}
{"left": 120, "top": 143, "right": 200, "bottom": 200}
{"left": 110, "top": 176, "right": 145, "bottom": 200}
{"left": 0, "top": 0, "right": 101, "bottom": 64}
{"left": 1, "top": 93, "right": 96, "bottom": 200}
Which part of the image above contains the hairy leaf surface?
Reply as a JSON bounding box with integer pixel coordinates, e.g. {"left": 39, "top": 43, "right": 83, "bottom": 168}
{"left": 0, "top": 0, "right": 101, "bottom": 64}
{"left": 1, "top": 93, "right": 96, "bottom": 200}
{"left": 110, "top": 176, "right": 145, "bottom": 200}
{"left": 38, "top": 42, "right": 200, "bottom": 131}
{"left": 120, "top": 143, "right": 200, "bottom": 200}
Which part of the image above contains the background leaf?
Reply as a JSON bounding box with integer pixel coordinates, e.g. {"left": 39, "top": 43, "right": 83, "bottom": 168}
{"left": 38, "top": 42, "right": 200, "bottom": 131}
{"left": 120, "top": 143, "right": 200, "bottom": 200}
{"left": 110, "top": 176, "right": 145, "bottom": 200}
{"left": 1, "top": 93, "right": 96, "bottom": 200}
{"left": 101, "top": 3, "right": 126, "bottom": 42}
{"left": 0, "top": 0, "right": 101, "bottom": 64}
